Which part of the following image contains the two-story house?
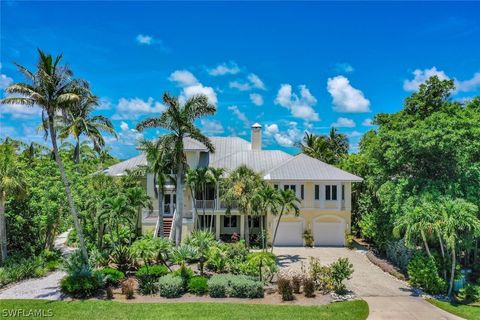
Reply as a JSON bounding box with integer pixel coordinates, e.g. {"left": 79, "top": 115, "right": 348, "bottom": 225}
{"left": 104, "top": 124, "right": 362, "bottom": 246}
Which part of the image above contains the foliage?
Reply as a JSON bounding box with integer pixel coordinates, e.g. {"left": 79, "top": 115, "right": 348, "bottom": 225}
{"left": 96, "top": 267, "right": 125, "bottom": 287}
{"left": 187, "top": 276, "right": 208, "bottom": 295}
{"left": 121, "top": 278, "right": 137, "bottom": 299}
{"left": 207, "top": 274, "right": 263, "bottom": 299}
{"left": 61, "top": 267, "right": 104, "bottom": 298}
{"left": 303, "top": 229, "right": 314, "bottom": 248}
{"left": 407, "top": 253, "right": 446, "bottom": 294}
{"left": 207, "top": 274, "right": 229, "bottom": 298}
{"left": 303, "top": 278, "right": 315, "bottom": 297}
{"left": 136, "top": 265, "right": 169, "bottom": 294}
{"left": 110, "top": 246, "right": 134, "bottom": 273}
{"left": 206, "top": 246, "right": 227, "bottom": 272}
{"left": 385, "top": 239, "right": 413, "bottom": 273}
{"left": 277, "top": 277, "right": 294, "bottom": 301}
{"left": 240, "top": 252, "right": 277, "bottom": 283}
{"left": 131, "top": 237, "right": 158, "bottom": 266}
{"left": 158, "top": 274, "right": 184, "bottom": 298}
{"left": 298, "top": 128, "right": 349, "bottom": 165}
{"left": 458, "top": 284, "right": 480, "bottom": 304}
{"left": 0, "top": 253, "right": 58, "bottom": 287}
{"left": 186, "top": 230, "right": 215, "bottom": 274}
{"left": 173, "top": 266, "right": 194, "bottom": 290}
{"left": 330, "top": 258, "right": 354, "bottom": 293}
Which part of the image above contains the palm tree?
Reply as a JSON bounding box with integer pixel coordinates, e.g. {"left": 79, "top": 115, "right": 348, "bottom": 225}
{"left": 186, "top": 168, "right": 201, "bottom": 230}
{"left": 98, "top": 195, "right": 136, "bottom": 246}
{"left": 136, "top": 93, "right": 216, "bottom": 246}
{"left": 57, "top": 93, "right": 117, "bottom": 164}
{"left": 139, "top": 139, "right": 173, "bottom": 238}
{"left": 187, "top": 230, "right": 215, "bottom": 275}
{"left": 252, "top": 185, "right": 280, "bottom": 250}
{"left": 0, "top": 142, "right": 26, "bottom": 263}
{"left": 271, "top": 189, "right": 300, "bottom": 252}
{"left": 440, "top": 198, "right": 480, "bottom": 296}
{"left": 221, "top": 165, "right": 263, "bottom": 246}
{"left": 195, "top": 167, "right": 209, "bottom": 229}
{"left": 298, "top": 128, "right": 349, "bottom": 165}
{"left": 1, "top": 50, "right": 90, "bottom": 261}
{"left": 124, "top": 186, "right": 153, "bottom": 239}
{"left": 207, "top": 167, "right": 224, "bottom": 233}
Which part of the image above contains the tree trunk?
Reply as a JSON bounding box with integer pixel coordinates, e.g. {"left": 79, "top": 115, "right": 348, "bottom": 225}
{"left": 244, "top": 215, "right": 250, "bottom": 246}
{"left": 154, "top": 190, "right": 164, "bottom": 238}
{"left": 438, "top": 232, "right": 447, "bottom": 281}
{"left": 271, "top": 211, "right": 284, "bottom": 253}
{"left": 0, "top": 193, "right": 7, "bottom": 264}
{"left": 260, "top": 215, "right": 265, "bottom": 251}
{"left": 190, "top": 187, "right": 199, "bottom": 230}
{"left": 74, "top": 138, "right": 80, "bottom": 165}
{"left": 48, "top": 116, "right": 88, "bottom": 261}
{"left": 421, "top": 230, "right": 432, "bottom": 258}
{"left": 97, "top": 223, "right": 105, "bottom": 249}
{"left": 448, "top": 245, "right": 456, "bottom": 297}
{"left": 202, "top": 187, "right": 206, "bottom": 230}
{"left": 174, "top": 163, "right": 184, "bottom": 246}
{"left": 209, "top": 186, "right": 215, "bottom": 232}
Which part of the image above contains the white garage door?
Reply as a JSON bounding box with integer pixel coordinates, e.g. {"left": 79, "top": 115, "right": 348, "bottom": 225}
{"left": 274, "top": 221, "right": 303, "bottom": 246}
{"left": 314, "top": 221, "right": 345, "bottom": 246}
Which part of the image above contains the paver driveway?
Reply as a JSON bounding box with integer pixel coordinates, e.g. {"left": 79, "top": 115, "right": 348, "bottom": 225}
{"left": 273, "top": 247, "right": 463, "bottom": 320}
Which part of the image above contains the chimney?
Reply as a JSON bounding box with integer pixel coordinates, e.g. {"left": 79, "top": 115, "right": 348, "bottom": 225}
{"left": 251, "top": 123, "right": 262, "bottom": 151}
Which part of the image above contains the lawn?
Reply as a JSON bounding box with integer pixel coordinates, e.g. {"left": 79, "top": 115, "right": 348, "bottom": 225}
{"left": 428, "top": 299, "right": 480, "bottom": 320}
{"left": 0, "top": 299, "right": 369, "bottom": 320}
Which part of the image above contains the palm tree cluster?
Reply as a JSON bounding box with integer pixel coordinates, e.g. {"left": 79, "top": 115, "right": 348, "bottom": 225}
{"left": 298, "top": 128, "right": 349, "bottom": 165}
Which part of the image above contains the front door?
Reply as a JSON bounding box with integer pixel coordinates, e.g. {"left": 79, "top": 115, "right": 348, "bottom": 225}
{"left": 164, "top": 193, "right": 176, "bottom": 216}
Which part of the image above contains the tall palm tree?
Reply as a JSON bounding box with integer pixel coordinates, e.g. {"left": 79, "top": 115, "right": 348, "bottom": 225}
{"left": 0, "top": 142, "right": 26, "bottom": 263}
{"left": 207, "top": 167, "right": 224, "bottom": 233}
{"left": 271, "top": 189, "right": 300, "bottom": 252}
{"left": 221, "top": 165, "right": 263, "bottom": 246}
{"left": 252, "top": 185, "right": 280, "bottom": 250}
{"left": 98, "top": 195, "right": 136, "bottom": 246}
{"left": 186, "top": 168, "right": 201, "bottom": 230}
{"left": 136, "top": 93, "right": 216, "bottom": 245}
{"left": 187, "top": 230, "right": 214, "bottom": 275}
{"left": 1, "top": 50, "right": 89, "bottom": 260}
{"left": 139, "top": 139, "right": 174, "bottom": 238}
{"left": 58, "top": 93, "right": 117, "bottom": 164}
{"left": 298, "top": 128, "right": 349, "bottom": 165}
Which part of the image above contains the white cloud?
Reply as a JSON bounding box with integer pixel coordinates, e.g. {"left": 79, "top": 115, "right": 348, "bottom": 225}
{"left": 112, "top": 97, "right": 166, "bottom": 120}
{"left": 97, "top": 98, "right": 113, "bottom": 110}
{"left": 264, "top": 122, "right": 302, "bottom": 147}
{"left": 346, "top": 130, "right": 363, "bottom": 138}
{"left": 274, "top": 84, "right": 320, "bottom": 121}
{"left": 229, "top": 73, "right": 266, "bottom": 91}
{"left": 200, "top": 119, "right": 224, "bottom": 135}
{"left": 335, "top": 63, "right": 354, "bottom": 73}
{"left": 332, "top": 117, "right": 356, "bottom": 128}
{"left": 327, "top": 76, "right": 371, "bottom": 113}
{"left": 169, "top": 70, "right": 217, "bottom": 105}
{"left": 0, "top": 74, "right": 13, "bottom": 89}
{"left": 0, "top": 123, "right": 17, "bottom": 137}
{"left": 362, "top": 118, "right": 374, "bottom": 126}
{"left": 403, "top": 67, "right": 450, "bottom": 91}
{"left": 456, "top": 72, "right": 480, "bottom": 92}
{"left": 120, "top": 121, "right": 129, "bottom": 131}
{"left": 249, "top": 93, "right": 264, "bottom": 106}
{"left": 228, "top": 105, "right": 249, "bottom": 127}
{"left": 1, "top": 103, "right": 41, "bottom": 119}
{"left": 207, "top": 62, "right": 240, "bottom": 76}
{"left": 136, "top": 34, "right": 153, "bottom": 45}
{"left": 403, "top": 67, "right": 480, "bottom": 93}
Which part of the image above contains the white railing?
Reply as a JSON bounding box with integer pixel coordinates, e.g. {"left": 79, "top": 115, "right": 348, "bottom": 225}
{"left": 195, "top": 200, "right": 216, "bottom": 209}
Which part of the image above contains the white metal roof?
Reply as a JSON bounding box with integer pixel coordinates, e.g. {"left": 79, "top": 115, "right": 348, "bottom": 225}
{"left": 103, "top": 154, "right": 147, "bottom": 176}
{"left": 263, "top": 153, "right": 363, "bottom": 182}
{"left": 210, "top": 150, "right": 292, "bottom": 175}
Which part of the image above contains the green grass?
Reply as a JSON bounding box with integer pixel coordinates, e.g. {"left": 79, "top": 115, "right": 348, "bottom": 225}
{"left": 428, "top": 299, "right": 480, "bottom": 320}
{"left": 0, "top": 299, "right": 369, "bottom": 320}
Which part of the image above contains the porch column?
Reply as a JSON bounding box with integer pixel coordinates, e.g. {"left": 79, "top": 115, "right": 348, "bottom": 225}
{"left": 215, "top": 214, "right": 221, "bottom": 240}
{"left": 240, "top": 215, "right": 245, "bottom": 239}
{"left": 337, "top": 183, "right": 342, "bottom": 210}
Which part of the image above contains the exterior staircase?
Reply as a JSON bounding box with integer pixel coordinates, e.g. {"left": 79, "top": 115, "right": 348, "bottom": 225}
{"left": 162, "top": 217, "right": 173, "bottom": 238}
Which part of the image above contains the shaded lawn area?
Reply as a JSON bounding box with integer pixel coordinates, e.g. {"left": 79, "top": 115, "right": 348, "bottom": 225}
{"left": 1, "top": 299, "right": 369, "bottom": 320}
{"left": 428, "top": 299, "right": 480, "bottom": 320}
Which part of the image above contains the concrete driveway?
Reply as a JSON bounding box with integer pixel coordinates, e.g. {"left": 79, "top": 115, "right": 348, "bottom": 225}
{"left": 273, "top": 247, "right": 463, "bottom": 320}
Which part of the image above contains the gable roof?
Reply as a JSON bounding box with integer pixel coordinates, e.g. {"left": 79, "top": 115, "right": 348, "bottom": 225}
{"left": 211, "top": 150, "right": 292, "bottom": 175}
{"left": 183, "top": 137, "right": 209, "bottom": 151}
{"left": 103, "top": 154, "right": 147, "bottom": 176}
{"left": 263, "top": 153, "right": 363, "bottom": 182}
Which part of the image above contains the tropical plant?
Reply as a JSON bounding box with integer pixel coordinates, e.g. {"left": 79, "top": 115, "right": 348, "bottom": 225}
{"left": 2, "top": 50, "right": 90, "bottom": 260}
{"left": 57, "top": 93, "right": 117, "bottom": 164}
{"left": 136, "top": 93, "right": 216, "bottom": 245}
{"left": 187, "top": 230, "right": 215, "bottom": 275}
{"left": 270, "top": 189, "right": 300, "bottom": 252}
{"left": 158, "top": 274, "right": 184, "bottom": 298}
{"left": 0, "top": 142, "right": 26, "bottom": 263}
{"left": 207, "top": 167, "right": 224, "bottom": 232}
{"left": 251, "top": 185, "right": 279, "bottom": 250}
{"left": 298, "top": 128, "right": 348, "bottom": 165}
{"left": 130, "top": 237, "right": 159, "bottom": 267}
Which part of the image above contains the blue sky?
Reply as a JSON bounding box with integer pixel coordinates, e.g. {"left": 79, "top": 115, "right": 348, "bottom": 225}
{"left": 1, "top": 1, "right": 480, "bottom": 159}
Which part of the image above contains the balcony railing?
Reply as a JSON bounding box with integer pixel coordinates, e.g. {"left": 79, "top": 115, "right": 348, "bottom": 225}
{"left": 195, "top": 200, "right": 215, "bottom": 209}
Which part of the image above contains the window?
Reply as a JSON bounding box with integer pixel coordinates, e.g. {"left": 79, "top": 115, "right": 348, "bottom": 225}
{"left": 325, "top": 185, "right": 338, "bottom": 201}
{"left": 283, "top": 184, "right": 296, "bottom": 193}
{"left": 274, "top": 184, "right": 279, "bottom": 190}
{"left": 300, "top": 185, "right": 304, "bottom": 200}
{"left": 342, "top": 185, "right": 345, "bottom": 201}
{"left": 223, "top": 216, "right": 237, "bottom": 228}
{"left": 249, "top": 216, "right": 260, "bottom": 228}
{"left": 314, "top": 185, "right": 320, "bottom": 200}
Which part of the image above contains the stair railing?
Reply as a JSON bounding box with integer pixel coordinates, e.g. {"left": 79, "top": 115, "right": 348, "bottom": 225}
{"left": 169, "top": 208, "right": 176, "bottom": 242}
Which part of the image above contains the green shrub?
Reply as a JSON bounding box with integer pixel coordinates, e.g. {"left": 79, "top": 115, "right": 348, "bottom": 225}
{"left": 110, "top": 246, "right": 134, "bottom": 273}
{"left": 60, "top": 267, "right": 104, "bottom": 298}
{"left": 407, "top": 253, "right": 446, "bottom": 294}
{"left": 277, "top": 277, "right": 294, "bottom": 301}
{"left": 222, "top": 240, "right": 249, "bottom": 261}
{"left": 330, "top": 258, "right": 354, "bottom": 293}
{"left": 158, "top": 274, "right": 184, "bottom": 298}
{"left": 458, "top": 284, "right": 480, "bottom": 304}
{"left": 309, "top": 257, "right": 334, "bottom": 293}
{"left": 386, "top": 239, "right": 413, "bottom": 272}
{"left": 0, "top": 254, "right": 54, "bottom": 287}
{"left": 303, "top": 230, "right": 314, "bottom": 247}
{"left": 207, "top": 274, "right": 263, "bottom": 298}
{"left": 303, "top": 278, "right": 315, "bottom": 297}
{"left": 292, "top": 275, "right": 301, "bottom": 294}
{"left": 206, "top": 247, "right": 227, "bottom": 272}
{"left": 173, "top": 266, "right": 194, "bottom": 290}
{"left": 96, "top": 267, "right": 125, "bottom": 286}
{"left": 187, "top": 276, "right": 208, "bottom": 295}
{"left": 136, "top": 265, "right": 169, "bottom": 294}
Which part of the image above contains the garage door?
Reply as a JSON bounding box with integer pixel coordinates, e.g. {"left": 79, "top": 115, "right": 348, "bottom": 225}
{"left": 274, "top": 221, "right": 303, "bottom": 246}
{"left": 314, "top": 221, "right": 345, "bottom": 246}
